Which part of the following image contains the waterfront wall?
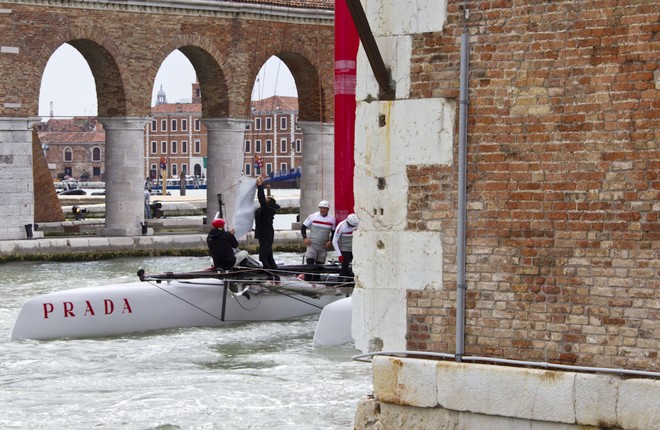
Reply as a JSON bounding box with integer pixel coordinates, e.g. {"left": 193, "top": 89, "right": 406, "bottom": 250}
{"left": 0, "top": 231, "right": 303, "bottom": 262}
{"left": 354, "top": 356, "right": 660, "bottom": 430}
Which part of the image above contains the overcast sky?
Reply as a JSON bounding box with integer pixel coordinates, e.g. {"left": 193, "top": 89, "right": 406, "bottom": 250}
{"left": 38, "top": 44, "right": 297, "bottom": 119}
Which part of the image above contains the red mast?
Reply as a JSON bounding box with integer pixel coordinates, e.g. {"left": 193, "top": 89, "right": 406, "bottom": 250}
{"left": 334, "top": 0, "right": 359, "bottom": 222}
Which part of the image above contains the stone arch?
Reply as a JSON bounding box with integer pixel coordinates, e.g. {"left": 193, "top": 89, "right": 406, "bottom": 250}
{"left": 35, "top": 27, "right": 128, "bottom": 117}
{"left": 153, "top": 36, "right": 230, "bottom": 118}
{"left": 277, "top": 51, "right": 325, "bottom": 122}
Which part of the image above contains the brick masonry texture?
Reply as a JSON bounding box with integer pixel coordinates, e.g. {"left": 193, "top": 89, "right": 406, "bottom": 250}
{"left": 406, "top": 0, "right": 659, "bottom": 372}
{"left": 0, "top": 0, "right": 334, "bottom": 122}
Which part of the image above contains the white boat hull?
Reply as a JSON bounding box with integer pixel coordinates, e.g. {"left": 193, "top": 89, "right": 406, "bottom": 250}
{"left": 11, "top": 279, "right": 345, "bottom": 341}
{"left": 313, "top": 297, "right": 353, "bottom": 347}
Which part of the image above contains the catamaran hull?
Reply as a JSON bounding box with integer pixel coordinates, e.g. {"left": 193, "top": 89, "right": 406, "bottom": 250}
{"left": 11, "top": 280, "right": 343, "bottom": 341}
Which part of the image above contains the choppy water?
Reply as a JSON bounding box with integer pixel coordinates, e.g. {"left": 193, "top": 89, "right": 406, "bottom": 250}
{"left": 0, "top": 254, "right": 372, "bottom": 429}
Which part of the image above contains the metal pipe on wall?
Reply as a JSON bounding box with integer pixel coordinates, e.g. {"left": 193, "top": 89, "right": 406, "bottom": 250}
{"left": 456, "top": 31, "right": 470, "bottom": 361}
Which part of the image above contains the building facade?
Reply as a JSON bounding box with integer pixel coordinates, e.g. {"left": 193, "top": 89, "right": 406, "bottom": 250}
{"left": 146, "top": 83, "right": 208, "bottom": 181}
{"left": 243, "top": 95, "right": 302, "bottom": 179}
{"left": 39, "top": 85, "right": 302, "bottom": 186}
{"left": 36, "top": 117, "right": 105, "bottom": 181}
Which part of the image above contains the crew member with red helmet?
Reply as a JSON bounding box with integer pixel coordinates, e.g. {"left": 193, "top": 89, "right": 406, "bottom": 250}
{"left": 206, "top": 218, "right": 248, "bottom": 270}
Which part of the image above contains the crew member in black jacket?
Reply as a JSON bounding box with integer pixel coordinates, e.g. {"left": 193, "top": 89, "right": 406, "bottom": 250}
{"left": 254, "top": 177, "right": 280, "bottom": 281}
{"left": 207, "top": 218, "right": 248, "bottom": 270}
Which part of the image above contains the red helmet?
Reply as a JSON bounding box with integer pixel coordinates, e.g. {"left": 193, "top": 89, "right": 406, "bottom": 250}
{"left": 211, "top": 218, "right": 226, "bottom": 229}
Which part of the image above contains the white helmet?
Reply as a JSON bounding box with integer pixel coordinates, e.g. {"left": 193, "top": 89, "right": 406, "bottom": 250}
{"left": 318, "top": 200, "right": 330, "bottom": 208}
{"left": 346, "top": 213, "right": 360, "bottom": 227}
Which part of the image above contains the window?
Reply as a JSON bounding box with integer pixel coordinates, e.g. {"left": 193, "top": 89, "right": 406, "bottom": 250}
{"left": 245, "top": 123, "right": 251, "bottom": 130}
{"left": 181, "top": 140, "right": 188, "bottom": 154}
{"left": 255, "top": 117, "right": 261, "bottom": 130}
{"left": 161, "top": 119, "right": 167, "bottom": 131}
{"left": 194, "top": 119, "right": 201, "bottom": 131}
{"left": 280, "top": 116, "right": 287, "bottom": 130}
{"left": 296, "top": 139, "right": 302, "bottom": 152}
{"left": 245, "top": 163, "right": 251, "bottom": 176}
{"left": 151, "top": 120, "right": 157, "bottom": 131}
{"left": 266, "top": 139, "right": 272, "bottom": 153}
{"left": 171, "top": 119, "right": 177, "bottom": 132}
{"left": 280, "top": 162, "right": 287, "bottom": 173}
{"left": 266, "top": 163, "right": 272, "bottom": 176}
{"left": 172, "top": 164, "right": 178, "bottom": 177}
{"left": 64, "top": 147, "right": 72, "bottom": 162}
{"left": 151, "top": 141, "right": 157, "bottom": 154}
{"left": 181, "top": 164, "right": 188, "bottom": 175}
{"left": 171, "top": 141, "right": 178, "bottom": 154}
{"left": 194, "top": 140, "right": 201, "bottom": 154}
{"left": 92, "top": 147, "right": 101, "bottom": 161}
{"left": 245, "top": 140, "right": 251, "bottom": 153}
{"left": 161, "top": 141, "right": 168, "bottom": 154}
{"left": 266, "top": 117, "right": 272, "bottom": 130}
{"left": 93, "top": 166, "right": 101, "bottom": 177}
{"left": 255, "top": 165, "right": 261, "bottom": 175}
{"left": 255, "top": 139, "right": 262, "bottom": 153}
{"left": 280, "top": 138, "right": 287, "bottom": 153}
{"left": 181, "top": 119, "right": 187, "bottom": 131}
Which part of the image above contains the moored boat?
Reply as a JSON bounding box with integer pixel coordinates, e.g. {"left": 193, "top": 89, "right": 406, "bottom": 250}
{"left": 11, "top": 260, "right": 352, "bottom": 341}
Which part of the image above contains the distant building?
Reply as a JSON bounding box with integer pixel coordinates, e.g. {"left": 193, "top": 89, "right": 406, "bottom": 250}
{"left": 146, "top": 82, "right": 207, "bottom": 180}
{"left": 37, "top": 84, "right": 302, "bottom": 185}
{"left": 244, "top": 95, "right": 303, "bottom": 180}
{"left": 36, "top": 117, "right": 105, "bottom": 181}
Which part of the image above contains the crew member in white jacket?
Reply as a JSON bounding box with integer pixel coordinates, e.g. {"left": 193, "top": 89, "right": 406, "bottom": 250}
{"left": 301, "top": 200, "right": 336, "bottom": 281}
{"left": 332, "top": 213, "right": 360, "bottom": 278}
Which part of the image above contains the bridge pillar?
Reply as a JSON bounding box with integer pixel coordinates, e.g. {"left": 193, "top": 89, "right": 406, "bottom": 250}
{"left": 0, "top": 117, "right": 41, "bottom": 240}
{"left": 203, "top": 118, "right": 248, "bottom": 228}
{"left": 297, "top": 121, "right": 335, "bottom": 221}
{"left": 97, "top": 117, "right": 151, "bottom": 237}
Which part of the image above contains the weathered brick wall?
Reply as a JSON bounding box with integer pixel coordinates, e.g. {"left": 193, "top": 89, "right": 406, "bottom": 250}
{"left": 406, "top": 0, "right": 659, "bottom": 371}
{"left": 0, "top": 0, "right": 333, "bottom": 122}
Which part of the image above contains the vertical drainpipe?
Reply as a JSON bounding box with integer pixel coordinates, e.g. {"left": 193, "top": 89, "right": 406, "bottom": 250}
{"left": 456, "top": 31, "right": 469, "bottom": 362}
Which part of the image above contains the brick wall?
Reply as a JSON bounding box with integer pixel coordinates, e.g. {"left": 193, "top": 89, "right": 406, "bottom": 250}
{"left": 406, "top": 0, "right": 659, "bottom": 371}
{"left": 0, "top": 1, "right": 333, "bottom": 122}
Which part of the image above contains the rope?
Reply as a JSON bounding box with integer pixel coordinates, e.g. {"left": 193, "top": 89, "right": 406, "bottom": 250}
{"left": 314, "top": 14, "right": 326, "bottom": 198}
{"left": 142, "top": 270, "right": 351, "bottom": 319}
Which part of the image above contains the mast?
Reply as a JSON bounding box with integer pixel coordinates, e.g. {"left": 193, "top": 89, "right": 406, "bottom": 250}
{"left": 333, "top": 0, "right": 359, "bottom": 221}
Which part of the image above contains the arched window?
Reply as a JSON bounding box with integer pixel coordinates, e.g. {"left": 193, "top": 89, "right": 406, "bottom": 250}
{"left": 64, "top": 147, "right": 73, "bottom": 162}
{"left": 92, "top": 147, "right": 101, "bottom": 162}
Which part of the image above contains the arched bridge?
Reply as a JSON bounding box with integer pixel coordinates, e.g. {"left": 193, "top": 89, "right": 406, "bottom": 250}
{"left": 0, "top": 0, "right": 336, "bottom": 239}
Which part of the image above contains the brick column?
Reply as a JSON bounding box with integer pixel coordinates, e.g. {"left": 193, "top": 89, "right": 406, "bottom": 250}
{"left": 97, "top": 117, "right": 151, "bottom": 237}
{"left": 0, "top": 117, "right": 41, "bottom": 240}
{"left": 297, "top": 121, "right": 335, "bottom": 222}
{"left": 203, "top": 118, "right": 248, "bottom": 228}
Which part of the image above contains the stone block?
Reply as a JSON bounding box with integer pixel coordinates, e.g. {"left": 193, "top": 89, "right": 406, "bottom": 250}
{"left": 373, "top": 356, "right": 438, "bottom": 407}
{"left": 436, "top": 362, "right": 576, "bottom": 424}
{"left": 574, "top": 373, "right": 618, "bottom": 427}
{"left": 618, "top": 378, "right": 660, "bottom": 430}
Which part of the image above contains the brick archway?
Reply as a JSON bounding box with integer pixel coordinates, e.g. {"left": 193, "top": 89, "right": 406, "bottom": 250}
{"left": 0, "top": 0, "right": 334, "bottom": 239}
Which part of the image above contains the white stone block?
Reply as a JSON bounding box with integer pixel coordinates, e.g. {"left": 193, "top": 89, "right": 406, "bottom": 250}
{"left": 356, "top": 34, "right": 411, "bottom": 100}
{"left": 574, "top": 373, "right": 619, "bottom": 427}
{"left": 366, "top": 0, "right": 448, "bottom": 36}
{"left": 352, "top": 287, "right": 408, "bottom": 352}
{"left": 67, "top": 238, "right": 92, "bottom": 249}
{"left": 436, "top": 362, "right": 576, "bottom": 424}
{"left": 0, "top": 240, "right": 17, "bottom": 254}
{"left": 354, "top": 230, "right": 442, "bottom": 291}
{"left": 373, "top": 356, "right": 438, "bottom": 407}
{"left": 618, "top": 378, "right": 660, "bottom": 430}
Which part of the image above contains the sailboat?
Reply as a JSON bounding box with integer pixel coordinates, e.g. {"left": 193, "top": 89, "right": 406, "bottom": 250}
{"left": 11, "top": 257, "right": 352, "bottom": 341}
